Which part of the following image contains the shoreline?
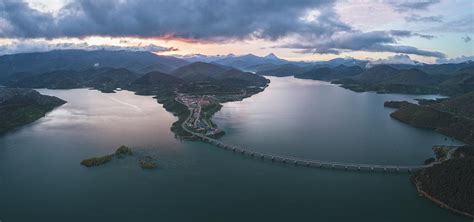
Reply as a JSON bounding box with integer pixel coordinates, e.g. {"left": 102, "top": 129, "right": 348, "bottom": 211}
{"left": 413, "top": 177, "right": 474, "bottom": 219}
{"left": 172, "top": 85, "right": 268, "bottom": 139}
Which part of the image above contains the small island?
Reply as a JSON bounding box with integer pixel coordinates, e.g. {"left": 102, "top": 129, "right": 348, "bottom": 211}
{"left": 81, "top": 145, "right": 133, "bottom": 167}
{"left": 80, "top": 154, "right": 114, "bottom": 167}
{"left": 139, "top": 156, "right": 158, "bottom": 169}
{"left": 81, "top": 145, "right": 157, "bottom": 169}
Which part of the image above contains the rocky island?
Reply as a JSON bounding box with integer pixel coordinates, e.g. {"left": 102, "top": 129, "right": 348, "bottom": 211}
{"left": 81, "top": 145, "right": 133, "bottom": 167}
{"left": 81, "top": 145, "right": 158, "bottom": 169}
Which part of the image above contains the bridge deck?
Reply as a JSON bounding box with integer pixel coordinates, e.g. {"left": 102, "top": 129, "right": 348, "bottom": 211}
{"left": 178, "top": 100, "right": 428, "bottom": 173}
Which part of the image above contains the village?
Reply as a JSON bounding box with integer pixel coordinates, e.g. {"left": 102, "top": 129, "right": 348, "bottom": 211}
{"left": 176, "top": 94, "right": 224, "bottom": 137}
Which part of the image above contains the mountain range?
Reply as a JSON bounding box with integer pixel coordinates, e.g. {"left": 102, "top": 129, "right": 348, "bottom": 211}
{"left": 0, "top": 50, "right": 188, "bottom": 83}
{"left": 1, "top": 49, "right": 474, "bottom": 96}
{"left": 5, "top": 56, "right": 269, "bottom": 94}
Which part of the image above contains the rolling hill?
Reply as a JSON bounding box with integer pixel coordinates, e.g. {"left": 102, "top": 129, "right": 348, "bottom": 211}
{"left": 171, "top": 62, "right": 269, "bottom": 86}
{"left": 255, "top": 63, "right": 308, "bottom": 77}
{"left": 10, "top": 68, "right": 141, "bottom": 90}
{"left": 352, "top": 65, "right": 400, "bottom": 84}
{"left": 295, "top": 65, "right": 364, "bottom": 81}
{"left": 380, "top": 69, "right": 445, "bottom": 86}
{"left": 132, "top": 71, "right": 185, "bottom": 86}
{"left": 0, "top": 50, "right": 188, "bottom": 83}
{"left": 0, "top": 88, "right": 66, "bottom": 134}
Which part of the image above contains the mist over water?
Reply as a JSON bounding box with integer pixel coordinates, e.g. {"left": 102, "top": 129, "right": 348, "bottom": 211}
{"left": 0, "top": 80, "right": 465, "bottom": 221}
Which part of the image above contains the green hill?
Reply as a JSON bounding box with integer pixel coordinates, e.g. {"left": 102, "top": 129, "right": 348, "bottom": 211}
{"left": 132, "top": 71, "right": 185, "bottom": 86}
{"left": 171, "top": 62, "right": 269, "bottom": 87}
{"left": 386, "top": 92, "right": 474, "bottom": 145}
{"left": 380, "top": 69, "right": 444, "bottom": 86}
{"left": 0, "top": 88, "right": 66, "bottom": 134}
{"left": 353, "top": 65, "right": 400, "bottom": 84}
{"left": 10, "top": 68, "right": 141, "bottom": 92}
{"left": 0, "top": 50, "right": 188, "bottom": 83}
{"left": 295, "top": 65, "right": 363, "bottom": 81}
{"left": 430, "top": 92, "right": 474, "bottom": 119}
{"left": 412, "top": 145, "right": 474, "bottom": 219}
{"left": 256, "top": 64, "right": 307, "bottom": 77}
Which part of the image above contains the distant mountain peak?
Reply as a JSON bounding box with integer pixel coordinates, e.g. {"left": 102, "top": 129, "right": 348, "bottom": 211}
{"left": 242, "top": 53, "right": 258, "bottom": 58}
{"left": 264, "top": 53, "right": 279, "bottom": 60}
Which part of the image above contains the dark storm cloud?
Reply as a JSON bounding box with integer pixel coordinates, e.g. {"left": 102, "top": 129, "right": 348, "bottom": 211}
{"left": 0, "top": 0, "right": 349, "bottom": 40}
{"left": 404, "top": 14, "right": 443, "bottom": 23}
{"left": 0, "top": 0, "right": 444, "bottom": 58}
{"left": 388, "top": 0, "right": 440, "bottom": 11}
{"left": 0, "top": 0, "right": 57, "bottom": 38}
{"left": 280, "top": 31, "right": 445, "bottom": 58}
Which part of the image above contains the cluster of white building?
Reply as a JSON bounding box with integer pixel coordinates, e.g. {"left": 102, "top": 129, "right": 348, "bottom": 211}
{"left": 177, "top": 94, "right": 222, "bottom": 136}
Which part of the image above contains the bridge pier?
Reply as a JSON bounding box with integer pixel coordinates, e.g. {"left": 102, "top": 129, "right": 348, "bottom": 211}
{"left": 193, "top": 134, "right": 419, "bottom": 174}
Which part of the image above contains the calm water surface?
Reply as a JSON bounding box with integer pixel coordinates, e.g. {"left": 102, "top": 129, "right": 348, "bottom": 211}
{"left": 0, "top": 77, "right": 467, "bottom": 221}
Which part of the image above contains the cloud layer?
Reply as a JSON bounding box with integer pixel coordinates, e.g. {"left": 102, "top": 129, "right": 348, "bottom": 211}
{"left": 388, "top": 0, "right": 440, "bottom": 11}
{"left": 404, "top": 15, "right": 443, "bottom": 23}
{"left": 280, "top": 30, "right": 445, "bottom": 58}
{"left": 367, "top": 54, "right": 418, "bottom": 67}
{"left": 0, "top": 0, "right": 453, "bottom": 58}
{"left": 1, "top": 0, "right": 345, "bottom": 40}
{"left": 0, "top": 41, "right": 176, "bottom": 55}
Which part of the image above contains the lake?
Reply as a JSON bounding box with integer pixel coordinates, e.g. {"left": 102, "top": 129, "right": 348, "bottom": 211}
{"left": 0, "top": 76, "right": 466, "bottom": 221}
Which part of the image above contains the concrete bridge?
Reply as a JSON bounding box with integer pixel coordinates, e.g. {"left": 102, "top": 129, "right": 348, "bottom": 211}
{"left": 179, "top": 104, "right": 428, "bottom": 174}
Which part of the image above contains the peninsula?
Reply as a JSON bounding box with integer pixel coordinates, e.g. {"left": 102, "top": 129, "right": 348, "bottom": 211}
{"left": 0, "top": 88, "right": 66, "bottom": 134}
{"left": 384, "top": 93, "right": 474, "bottom": 218}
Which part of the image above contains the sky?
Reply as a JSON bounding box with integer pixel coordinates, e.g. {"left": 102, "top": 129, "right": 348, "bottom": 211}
{"left": 0, "top": 0, "right": 472, "bottom": 63}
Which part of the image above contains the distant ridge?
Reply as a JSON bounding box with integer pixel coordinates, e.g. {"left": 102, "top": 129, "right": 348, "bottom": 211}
{"left": 133, "top": 71, "right": 184, "bottom": 86}
{"left": 0, "top": 49, "right": 188, "bottom": 83}
{"left": 171, "top": 62, "right": 269, "bottom": 86}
